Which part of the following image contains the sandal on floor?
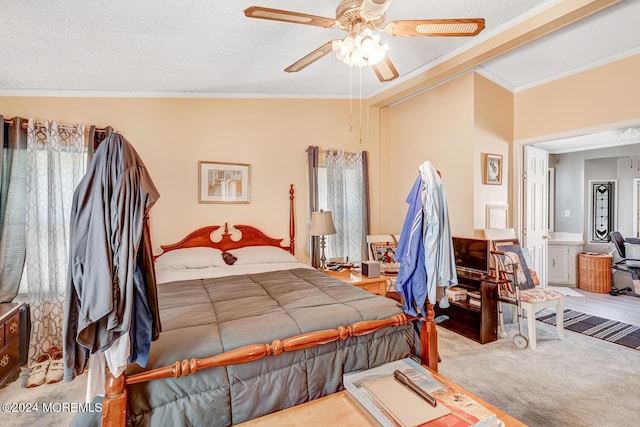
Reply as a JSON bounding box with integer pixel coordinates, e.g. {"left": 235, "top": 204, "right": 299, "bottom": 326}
{"left": 26, "top": 354, "right": 50, "bottom": 388}
{"left": 45, "top": 349, "right": 64, "bottom": 384}
{"left": 47, "top": 345, "right": 62, "bottom": 357}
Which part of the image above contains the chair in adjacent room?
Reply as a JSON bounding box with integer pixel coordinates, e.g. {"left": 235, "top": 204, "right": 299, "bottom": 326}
{"left": 609, "top": 231, "right": 640, "bottom": 297}
{"left": 491, "top": 238, "right": 565, "bottom": 349}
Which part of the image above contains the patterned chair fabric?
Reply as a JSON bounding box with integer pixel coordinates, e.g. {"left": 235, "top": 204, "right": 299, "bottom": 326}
{"left": 518, "top": 288, "right": 564, "bottom": 304}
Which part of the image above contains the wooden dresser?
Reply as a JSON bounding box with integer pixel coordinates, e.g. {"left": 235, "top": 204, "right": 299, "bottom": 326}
{"left": 0, "top": 302, "right": 28, "bottom": 388}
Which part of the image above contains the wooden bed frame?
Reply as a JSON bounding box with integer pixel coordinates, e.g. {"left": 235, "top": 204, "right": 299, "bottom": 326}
{"left": 101, "top": 184, "right": 438, "bottom": 427}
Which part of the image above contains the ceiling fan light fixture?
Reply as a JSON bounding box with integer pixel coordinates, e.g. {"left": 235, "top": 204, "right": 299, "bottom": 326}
{"left": 360, "top": 0, "right": 393, "bottom": 21}
{"left": 333, "top": 28, "right": 388, "bottom": 67}
{"left": 245, "top": 3, "right": 486, "bottom": 82}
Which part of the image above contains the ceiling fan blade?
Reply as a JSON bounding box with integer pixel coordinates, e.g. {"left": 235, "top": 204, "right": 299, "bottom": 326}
{"left": 384, "top": 18, "right": 485, "bottom": 37}
{"left": 372, "top": 55, "right": 399, "bottom": 82}
{"left": 285, "top": 41, "right": 337, "bottom": 73}
{"left": 244, "top": 6, "right": 337, "bottom": 28}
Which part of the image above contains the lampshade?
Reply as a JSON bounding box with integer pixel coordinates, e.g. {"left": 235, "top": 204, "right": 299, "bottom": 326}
{"left": 309, "top": 210, "right": 337, "bottom": 236}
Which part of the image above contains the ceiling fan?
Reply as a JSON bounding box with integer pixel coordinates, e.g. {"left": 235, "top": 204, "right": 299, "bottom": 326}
{"left": 244, "top": 0, "right": 485, "bottom": 82}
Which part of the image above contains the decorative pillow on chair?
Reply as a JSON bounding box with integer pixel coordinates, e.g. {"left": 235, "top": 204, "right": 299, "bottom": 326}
{"left": 493, "top": 241, "right": 535, "bottom": 290}
{"left": 369, "top": 242, "right": 400, "bottom": 274}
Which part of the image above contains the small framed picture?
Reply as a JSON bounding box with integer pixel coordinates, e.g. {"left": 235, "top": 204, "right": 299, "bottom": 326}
{"left": 198, "top": 161, "right": 251, "bottom": 203}
{"left": 486, "top": 204, "right": 509, "bottom": 229}
{"left": 484, "top": 154, "right": 502, "bottom": 185}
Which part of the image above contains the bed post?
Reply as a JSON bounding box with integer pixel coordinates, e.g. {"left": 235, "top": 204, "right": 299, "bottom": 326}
{"left": 289, "top": 184, "right": 295, "bottom": 255}
{"left": 421, "top": 303, "right": 438, "bottom": 372}
{"left": 102, "top": 369, "right": 127, "bottom": 427}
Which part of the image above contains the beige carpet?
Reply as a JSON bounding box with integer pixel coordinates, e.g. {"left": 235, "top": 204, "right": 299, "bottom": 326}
{"left": 438, "top": 321, "right": 640, "bottom": 427}
{"left": 0, "top": 367, "right": 86, "bottom": 426}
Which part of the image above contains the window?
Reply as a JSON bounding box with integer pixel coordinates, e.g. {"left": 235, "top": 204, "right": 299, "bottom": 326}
{"left": 319, "top": 150, "right": 368, "bottom": 264}
{"left": 589, "top": 180, "right": 617, "bottom": 243}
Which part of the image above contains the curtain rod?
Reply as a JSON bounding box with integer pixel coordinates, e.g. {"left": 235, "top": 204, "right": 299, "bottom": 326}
{"left": 306, "top": 147, "right": 361, "bottom": 155}
{"left": 3, "top": 118, "right": 108, "bottom": 133}
{"left": 19, "top": 122, "right": 110, "bottom": 132}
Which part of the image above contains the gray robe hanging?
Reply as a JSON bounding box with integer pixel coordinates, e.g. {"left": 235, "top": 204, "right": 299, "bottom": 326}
{"left": 63, "top": 133, "right": 160, "bottom": 381}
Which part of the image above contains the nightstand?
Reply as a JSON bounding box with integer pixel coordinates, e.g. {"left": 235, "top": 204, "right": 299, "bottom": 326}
{"left": 324, "top": 270, "right": 388, "bottom": 296}
{"left": 1, "top": 302, "right": 29, "bottom": 388}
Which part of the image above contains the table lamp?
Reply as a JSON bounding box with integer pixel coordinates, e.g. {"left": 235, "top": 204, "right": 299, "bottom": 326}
{"left": 310, "top": 209, "right": 336, "bottom": 270}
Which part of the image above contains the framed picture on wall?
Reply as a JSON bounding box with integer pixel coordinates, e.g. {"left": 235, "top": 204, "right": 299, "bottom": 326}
{"left": 486, "top": 204, "right": 509, "bottom": 229}
{"left": 198, "top": 161, "right": 251, "bottom": 203}
{"left": 484, "top": 153, "right": 503, "bottom": 185}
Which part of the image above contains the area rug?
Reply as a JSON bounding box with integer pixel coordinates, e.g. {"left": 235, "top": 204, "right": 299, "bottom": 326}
{"left": 537, "top": 309, "right": 640, "bottom": 351}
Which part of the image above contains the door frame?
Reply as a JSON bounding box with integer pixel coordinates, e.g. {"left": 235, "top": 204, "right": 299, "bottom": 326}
{"left": 634, "top": 178, "right": 640, "bottom": 238}
{"left": 512, "top": 120, "right": 640, "bottom": 281}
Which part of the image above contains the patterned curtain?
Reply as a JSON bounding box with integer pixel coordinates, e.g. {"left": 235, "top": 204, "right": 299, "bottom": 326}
{"left": 0, "top": 116, "right": 27, "bottom": 302}
{"left": 326, "top": 149, "right": 370, "bottom": 264}
{"left": 26, "top": 120, "right": 86, "bottom": 362}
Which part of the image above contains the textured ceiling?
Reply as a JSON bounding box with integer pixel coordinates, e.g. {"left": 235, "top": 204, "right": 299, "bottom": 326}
{"left": 2, "top": 0, "right": 637, "bottom": 99}
{"left": 478, "top": 0, "right": 640, "bottom": 92}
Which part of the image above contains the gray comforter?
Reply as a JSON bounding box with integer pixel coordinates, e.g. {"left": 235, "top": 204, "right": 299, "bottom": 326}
{"left": 126, "top": 267, "right": 417, "bottom": 426}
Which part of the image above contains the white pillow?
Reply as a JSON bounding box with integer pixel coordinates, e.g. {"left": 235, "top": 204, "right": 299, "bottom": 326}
{"left": 229, "top": 246, "right": 297, "bottom": 265}
{"left": 155, "top": 247, "right": 225, "bottom": 270}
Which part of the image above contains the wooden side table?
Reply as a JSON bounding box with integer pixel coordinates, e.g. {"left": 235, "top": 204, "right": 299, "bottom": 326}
{"left": 324, "top": 270, "right": 389, "bottom": 296}
{"left": 238, "top": 368, "right": 526, "bottom": 427}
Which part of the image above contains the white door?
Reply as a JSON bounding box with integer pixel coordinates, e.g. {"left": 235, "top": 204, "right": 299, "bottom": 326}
{"left": 523, "top": 146, "right": 549, "bottom": 287}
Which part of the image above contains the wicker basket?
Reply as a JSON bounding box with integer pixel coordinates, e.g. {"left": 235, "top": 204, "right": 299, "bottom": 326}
{"left": 578, "top": 252, "right": 612, "bottom": 293}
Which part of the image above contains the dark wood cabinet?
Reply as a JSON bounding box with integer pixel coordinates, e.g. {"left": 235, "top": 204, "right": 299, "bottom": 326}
{"left": 1, "top": 302, "right": 29, "bottom": 388}
{"left": 434, "top": 274, "right": 498, "bottom": 344}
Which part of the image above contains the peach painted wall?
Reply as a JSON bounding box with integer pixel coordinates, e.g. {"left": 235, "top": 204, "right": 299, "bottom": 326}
{"left": 514, "top": 53, "right": 640, "bottom": 142}
{"left": 473, "top": 74, "right": 513, "bottom": 232}
{"left": 374, "top": 73, "right": 514, "bottom": 238}
{"left": 3, "top": 54, "right": 633, "bottom": 261}
{"left": 0, "top": 97, "right": 368, "bottom": 260}
{"left": 376, "top": 73, "right": 476, "bottom": 237}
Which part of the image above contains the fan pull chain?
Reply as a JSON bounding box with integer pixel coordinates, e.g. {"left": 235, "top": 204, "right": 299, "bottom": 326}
{"left": 359, "top": 66, "right": 363, "bottom": 143}
{"left": 349, "top": 66, "right": 353, "bottom": 133}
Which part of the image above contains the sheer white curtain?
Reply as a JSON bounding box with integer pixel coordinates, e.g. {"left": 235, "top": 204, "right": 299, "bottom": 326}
{"left": 26, "top": 120, "right": 86, "bottom": 361}
{"left": 325, "top": 149, "right": 368, "bottom": 264}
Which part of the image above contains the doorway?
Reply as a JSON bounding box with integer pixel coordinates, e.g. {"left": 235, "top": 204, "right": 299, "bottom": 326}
{"left": 515, "top": 126, "right": 640, "bottom": 285}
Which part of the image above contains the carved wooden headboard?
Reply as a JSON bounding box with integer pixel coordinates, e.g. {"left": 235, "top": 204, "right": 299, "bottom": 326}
{"left": 156, "top": 184, "right": 295, "bottom": 256}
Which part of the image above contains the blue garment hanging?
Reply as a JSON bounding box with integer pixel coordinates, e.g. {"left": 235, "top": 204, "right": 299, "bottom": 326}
{"left": 395, "top": 175, "right": 427, "bottom": 316}
{"left": 395, "top": 161, "right": 457, "bottom": 316}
